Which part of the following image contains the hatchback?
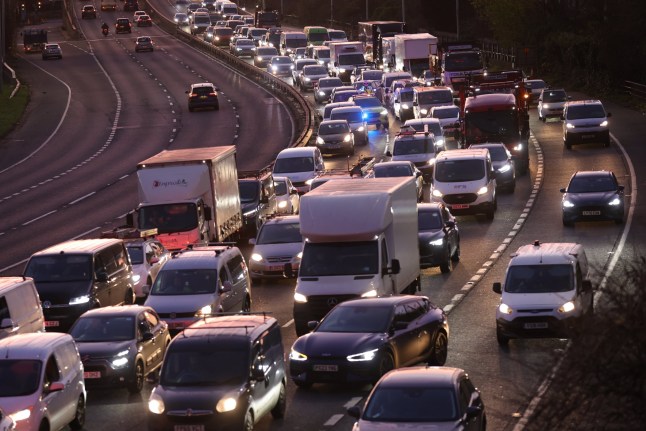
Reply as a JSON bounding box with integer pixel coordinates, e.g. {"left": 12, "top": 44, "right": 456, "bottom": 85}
{"left": 186, "top": 82, "right": 219, "bottom": 112}
{"left": 134, "top": 36, "right": 154, "bottom": 52}
{"left": 315, "top": 120, "right": 355, "bottom": 156}
{"left": 538, "top": 88, "right": 569, "bottom": 122}
{"left": 562, "top": 100, "right": 611, "bottom": 149}
{"left": 41, "top": 43, "right": 62, "bottom": 60}
{"left": 560, "top": 170, "right": 624, "bottom": 226}
{"left": 417, "top": 203, "right": 460, "bottom": 272}
{"left": 248, "top": 216, "right": 303, "bottom": 281}
{"left": 115, "top": 18, "right": 132, "bottom": 34}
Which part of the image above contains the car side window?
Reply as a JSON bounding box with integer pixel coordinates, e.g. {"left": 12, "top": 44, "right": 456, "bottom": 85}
{"left": 94, "top": 254, "right": 107, "bottom": 278}
{"left": 226, "top": 254, "right": 246, "bottom": 283}
{"left": 380, "top": 240, "right": 388, "bottom": 272}
{"left": 145, "top": 310, "right": 160, "bottom": 328}
{"left": 138, "top": 313, "right": 153, "bottom": 338}
{"left": 44, "top": 355, "right": 61, "bottom": 389}
{"left": 100, "top": 248, "right": 118, "bottom": 275}
{"left": 0, "top": 297, "right": 10, "bottom": 321}
{"left": 113, "top": 244, "right": 128, "bottom": 272}
{"left": 56, "top": 342, "right": 79, "bottom": 374}
{"left": 458, "top": 379, "right": 473, "bottom": 409}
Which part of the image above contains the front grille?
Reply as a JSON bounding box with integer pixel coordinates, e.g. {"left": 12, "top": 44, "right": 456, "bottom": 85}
{"left": 266, "top": 256, "right": 294, "bottom": 263}
{"left": 443, "top": 193, "right": 477, "bottom": 204}
{"left": 158, "top": 312, "right": 195, "bottom": 318}
{"left": 517, "top": 308, "right": 554, "bottom": 313}
{"left": 307, "top": 294, "right": 359, "bottom": 318}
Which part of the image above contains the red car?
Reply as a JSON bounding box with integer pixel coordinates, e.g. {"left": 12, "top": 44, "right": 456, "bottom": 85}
{"left": 136, "top": 15, "right": 153, "bottom": 27}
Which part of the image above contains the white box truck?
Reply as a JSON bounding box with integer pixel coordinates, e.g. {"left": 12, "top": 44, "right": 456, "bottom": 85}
{"left": 328, "top": 41, "right": 366, "bottom": 83}
{"left": 131, "top": 147, "right": 242, "bottom": 251}
{"left": 290, "top": 177, "right": 420, "bottom": 335}
{"left": 394, "top": 33, "right": 438, "bottom": 77}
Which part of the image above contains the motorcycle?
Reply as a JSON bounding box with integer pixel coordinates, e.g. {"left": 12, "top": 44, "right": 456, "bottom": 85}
{"left": 102, "top": 27, "right": 109, "bottom": 37}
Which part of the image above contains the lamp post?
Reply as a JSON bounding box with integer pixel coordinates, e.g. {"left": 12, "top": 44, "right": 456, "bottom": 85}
{"left": 330, "top": 0, "right": 333, "bottom": 27}
{"left": 365, "top": 0, "right": 368, "bottom": 20}
{"left": 402, "top": 0, "right": 405, "bottom": 22}
{"left": 456, "top": 0, "right": 460, "bottom": 39}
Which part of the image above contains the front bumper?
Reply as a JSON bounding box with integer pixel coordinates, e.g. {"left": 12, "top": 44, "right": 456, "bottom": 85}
{"left": 433, "top": 194, "right": 495, "bottom": 216}
{"left": 82, "top": 357, "right": 136, "bottom": 389}
{"left": 562, "top": 205, "right": 623, "bottom": 223}
{"left": 43, "top": 303, "right": 90, "bottom": 332}
{"left": 249, "top": 261, "right": 299, "bottom": 279}
{"left": 419, "top": 244, "right": 450, "bottom": 269}
{"left": 496, "top": 315, "right": 578, "bottom": 339}
{"left": 147, "top": 407, "right": 246, "bottom": 431}
{"left": 290, "top": 356, "right": 382, "bottom": 385}
{"left": 564, "top": 129, "right": 610, "bottom": 145}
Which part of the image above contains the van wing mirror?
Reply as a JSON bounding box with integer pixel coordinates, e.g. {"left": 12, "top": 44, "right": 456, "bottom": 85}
{"left": 0, "top": 318, "right": 14, "bottom": 329}
{"left": 390, "top": 259, "right": 401, "bottom": 274}
{"left": 96, "top": 271, "right": 109, "bottom": 282}
{"left": 493, "top": 282, "right": 502, "bottom": 294}
{"left": 220, "top": 281, "right": 233, "bottom": 293}
{"left": 204, "top": 206, "right": 213, "bottom": 221}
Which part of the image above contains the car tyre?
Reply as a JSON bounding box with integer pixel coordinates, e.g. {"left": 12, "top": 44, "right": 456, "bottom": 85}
{"left": 496, "top": 328, "right": 510, "bottom": 346}
{"left": 615, "top": 217, "right": 624, "bottom": 225}
{"left": 562, "top": 217, "right": 574, "bottom": 227}
{"left": 124, "top": 288, "right": 135, "bottom": 305}
{"left": 270, "top": 382, "right": 286, "bottom": 418}
{"left": 242, "top": 295, "right": 251, "bottom": 313}
{"left": 127, "top": 361, "right": 145, "bottom": 394}
{"left": 450, "top": 243, "right": 460, "bottom": 262}
{"left": 439, "top": 256, "right": 451, "bottom": 274}
{"left": 428, "top": 331, "right": 448, "bottom": 366}
{"left": 564, "top": 138, "right": 572, "bottom": 150}
{"left": 293, "top": 379, "right": 312, "bottom": 389}
{"left": 485, "top": 208, "right": 494, "bottom": 220}
{"left": 39, "top": 420, "right": 48, "bottom": 431}
{"left": 69, "top": 395, "right": 86, "bottom": 430}
{"left": 242, "top": 410, "right": 254, "bottom": 431}
{"left": 603, "top": 139, "right": 610, "bottom": 148}
{"left": 376, "top": 351, "right": 394, "bottom": 381}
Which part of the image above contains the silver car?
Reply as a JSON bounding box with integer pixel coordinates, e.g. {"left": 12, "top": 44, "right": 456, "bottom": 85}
{"left": 125, "top": 237, "right": 170, "bottom": 302}
{"left": 315, "top": 119, "right": 355, "bottom": 156}
{"left": 254, "top": 46, "right": 279, "bottom": 68}
{"left": 231, "top": 38, "right": 256, "bottom": 57}
{"left": 274, "top": 176, "right": 300, "bottom": 215}
{"left": 248, "top": 216, "right": 303, "bottom": 281}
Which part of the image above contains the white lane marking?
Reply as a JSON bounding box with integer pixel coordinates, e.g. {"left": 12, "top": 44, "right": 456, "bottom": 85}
{"left": 323, "top": 414, "right": 344, "bottom": 427}
{"left": 344, "top": 397, "right": 363, "bottom": 409}
{"left": 22, "top": 210, "right": 56, "bottom": 226}
{"left": 69, "top": 192, "right": 96, "bottom": 205}
{"left": 281, "top": 319, "right": 294, "bottom": 328}
{"left": 513, "top": 132, "right": 637, "bottom": 430}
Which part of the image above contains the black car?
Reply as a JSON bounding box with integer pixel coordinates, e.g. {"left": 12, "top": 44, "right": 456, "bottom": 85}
{"left": 418, "top": 203, "right": 460, "bottom": 273}
{"left": 348, "top": 366, "right": 486, "bottom": 430}
{"left": 147, "top": 314, "right": 286, "bottom": 430}
{"left": 289, "top": 296, "right": 449, "bottom": 387}
{"left": 115, "top": 18, "right": 132, "bottom": 34}
{"left": 187, "top": 82, "right": 219, "bottom": 112}
{"left": 561, "top": 170, "right": 625, "bottom": 226}
{"left": 470, "top": 142, "right": 516, "bottom": 192}
{"left": 69, "top": 305, "right": 170, "bottom": 393}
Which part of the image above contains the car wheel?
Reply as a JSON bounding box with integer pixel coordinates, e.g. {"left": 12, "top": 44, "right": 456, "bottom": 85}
{"left": 439, "top": 255, "right": 451, "bottom": 274}
{"left": 127, "top": 360, "right": 145, "bottom": 394}
{"left": 507, "top": 181, "right": 516, "bottom": 193}
{"left": 242, "top": 295, "right": 251, "bottom": 313}
{"left": 496, "top": 328, "right": 510, "bottom": 346}
{"left": 271, "top": 381, "right": 286, "bottom": 418}
{"left": 540, "top": 115, "right": 545, "bottom": 122}
{"left": 376, "top": 351, "right": 394, "bottom": 381}
{"left": 562, "top": 217, "right": 574, "bottom": 227}
{"left": 69, "top": 395, "right": 86, "bottom": 429}
{"left": 39, "top": 420, "right": 49, "bottom": 431}
{"left": 450, "top": 242, "right": 460, "bottom": 262}
{"left": 428, "top": 331, "right": 448, "bottom": 366}
{"left": 242, "top": 410, "right": 254, "bottom": 431}
{"left": 124, "top": 288, "right": 135, "bottom": 305}
{"left": 603, "top": 139, "right": 611, "bottom": 148}
{"left": 564, "top": 138, "right": 572, "bottom": 150}
{"left": 293, "top": 379, "right": 312, "bottom": 389}
{"left": 615, "top": 217, "right": 624, "bottom": 225}
{"left": 485, "top": 208, "right": 494, "bottom": 220}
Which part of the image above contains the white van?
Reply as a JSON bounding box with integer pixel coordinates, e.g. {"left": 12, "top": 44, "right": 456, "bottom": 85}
{"left": 272, "top": 147, "right": 325, "bottom": 194}
{"left": 493, "top": 241, "right": 593, "bottom": 345}
{"left": 0, "top": 332, "right": 86, "bottom": 430}
{"left": 0, "top": 277, "right": 45, "bottom": 340}
{"left": 430, "top": 148, "right": 497, "bottom": 219}
{"left": 280, "top": 32, "right": 307, "bottom": 56}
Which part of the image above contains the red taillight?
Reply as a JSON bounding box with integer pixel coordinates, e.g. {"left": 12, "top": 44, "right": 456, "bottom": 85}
{"left": 208, "top": 92, "right": 217, "bottom": 96}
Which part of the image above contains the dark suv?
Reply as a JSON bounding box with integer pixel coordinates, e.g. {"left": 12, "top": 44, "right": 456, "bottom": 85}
{"left": 187, "top": 82, "right": 219, "bottom": 111}
{"left": 147, "top": 314, "right": 287, "bottom": 430}
{"left": 238, "top": 168, "right": 277, "bottom": 237}
{"left": 115, "top": 18, "right": 132, "bottom": 34}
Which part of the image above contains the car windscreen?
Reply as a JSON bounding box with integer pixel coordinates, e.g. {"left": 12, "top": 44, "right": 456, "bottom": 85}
{"left": 567, "top": 104, "right": 606, "bottom": 119}
{"left": 237, "top": 39, "right": 255, "bottom": 47}
{"left": 238, "top": 181, "right": 259, "bottom": 203}
{"left": 399, "top": 91, "right": 414, "bottom": 102}
{"left": 161, "top": 347, "right": 248, "bottom": 386}
{"left": 363, "top": 387, "right": 459, "bottom": 422}
{"left": 0, "top": 360, "right": 42, "bottom": 397}
{"left": 257, "top": 223, "right": 302, "bottom": 244}
{"left": 317, "top": 305, "right": 392, "bottom": 333}
{"left": 330, "top": 111, "right": 362, "bottom": 123}
{"left": 393, "top": 139, "right": 430, "bottom": 156}
{"left": 417, "top": 90, "right": 452, "bottom": 104}
{"left": 444, "top": 51, "right": 483, "bottom": 72}
{"left": 418, "top": 210, "right": 443, "bottom": 230}
{"left": 567, "top": 175, "right": 617, "bottom": 193}
{"left": 374, "top": 164, "right": 413, "bottom": 177}
{"left": 308, "top": 32, "right": 329, "bottom": 42}
{"left": 126, "top": 245, "right": 144, "bottom": 264}
{"left": 384, "top": 73, "right": 411, "bottom": 87}
{"left": 319, "top": 122, "right": 350, "bottom": 135}
{"left": 273, "top": 156, "right": 314, "bottom": 173}
{"left": 138, "top": 203, "right": 199, "bottom": 233}
{"left": 338, "top": 53, "right": 366, "bottom": 66}
{"left": 274, "top": 180, "right": 288, "bottom": 195}
{"left": 542, "top": 91, "right": 566, "bottom": 102}
{"left": 476, "top": 145, "right": 507, "bottom": 161}
{"left": 362, "top": 70, "right": 383, "bottom": 81}
{"left": 272, "top": 57, "right": 292, "bottom": 64}
{"left": 353, "top": 97, "right": 381, "bottom": 108}
{"left": 319, "top": 78, "right": 342, "bottom": 88}
{"left": 300, "top": 241, "right": 378, "bottom": 276}
{"left": 24, "top": 254, "right": 92, "bottom": 282}
{"left": 333, "top": 92, "right": 358, "bottom": 103}
{"left": 150, "top": 269, "right": 218, "bottom": 295}
{"left": 432, "top": 107, "right": 459, "bottom": 119}
{"left": 315, "top": 49, "right": 330, "bottom": 58}
{"left": 328, "top": 30, "right": 346, "bottom": 39}
{"left": 434, "top": 160, "right": 486, "bottom": 182}
{"left": 215, "top": 27, "right": 233, "bottom": 35}
{"left": 257, "top": 48, "right": 277, "bottom": 55}
{"left": 249, "top": 29, "right": 266, "bottom": 37}
{"left": 504, "top": 264, "right": 574, "bottom": 293}
{"left": 71, "top": 316, "right": 135, "bottom": 342}
{"left": 303, "top": 66, "right": 327, "bottom": 75}
{"left": 296, "top": 61, "right": 317, "bottom": 70}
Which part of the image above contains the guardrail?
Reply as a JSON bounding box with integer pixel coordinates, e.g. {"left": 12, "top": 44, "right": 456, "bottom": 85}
{"left": 142, "top": 2, "right": 316, "bottom": 149}
{"left": 624, "top": 80, "right": 646, "bottom": 101}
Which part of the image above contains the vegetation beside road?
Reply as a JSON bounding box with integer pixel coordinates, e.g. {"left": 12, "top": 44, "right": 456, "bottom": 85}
{"left": 0, "top": 83, "right": 29, "bottom": 139}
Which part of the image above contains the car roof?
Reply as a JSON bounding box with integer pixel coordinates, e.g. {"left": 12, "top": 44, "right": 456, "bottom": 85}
{"left": 565, "top": 99, "right": 603, "bottom": 106}
{"left": 75, "top": 305, "right": 152, "bottom": 318}
{"left": 510, "top": 241, "right": 583, "bottom": 266}
{"left": 190, "top": 82, "right": 215, "bottom": 89}
{"left": 376, "top": 366, "right": 465, "bottom": 389}
{"left": 404, "top": 118, "right": 441, "bottom": 125}
{"left": 178, "top": 314, "right": 278, "bottom": 342}
{"left": 436, "top": 148, "right": 489, "bottom": 161}
{"left": 330, "top": 106, "right": 362, "bottom": 114}
{"left": 31, "top": 238, "right": 122, "bottom": 256}
{"left": 470, "top": 142, "right": 506, "bottom": 149}
{"left": 162, "top": 246, "right": 239, "bottom": 270}
{"left": 320, "top": 119, "right": 349, "bottom": 126}
{"left": 571, "top": 170, "right": 613, "bottom": 178}
{"left": 0, "top": 333, "right": 74, "bottom": 359}
{"left": 431, "top": 105, "right": 459, "bottom": 112}
{"left": 340, "top": 295, "right": 424, "bottom": 308}
{"left": 375, "top": 160, "right": 413, "bottom": 168}
{"left": 417, "top": 202, "right": 444, "bottom": 212}
{"left": 276, "top": 147, "right": 318, "bottom": 158}
{"left": 262, "top": 215, "right": 300, "bottom": 225}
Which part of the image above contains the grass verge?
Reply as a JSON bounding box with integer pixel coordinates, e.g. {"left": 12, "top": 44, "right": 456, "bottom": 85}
{"left": 0, "top": 83, "right": 30, "bottom": 139}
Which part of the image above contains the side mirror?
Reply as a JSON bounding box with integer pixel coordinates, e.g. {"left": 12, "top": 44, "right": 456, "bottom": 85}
{"left": 347, "top": 405, "right": 361, "bottom": 419}
{"left": 96, "top": 271, "right": 109, "bottom": 282}
{"left": 142, "top": 332, "right": 154, "bottom": 342}
{"left": 385, "top": 150, "right": 392, "bottom": 157}
{"left": 390, "top": 259, "right": 401, "bottom": 274}
{"left": 445, "top": 220, "right": 455, "bottom": 229}
{"left": 220, "top": 281, "right": 233, "bottom": 293}
{"left": 251, "top": 367, "right": 265, "bottom": 381}
{"left": 618, "top": 185, "right": 625, "bottom": 192}
{"left": 582, "top": 280, "right": 592, "bottom": 292}
{"left": 185, "top": 90, "right": 189, "bottom": 94}
{"left": 0, "top": 318, "right": 14, "bottom": 330}
{"left": 606, "top": 112, "right": 612, "bottom": 118}
{"left": 283, "top": 262, "right": 295, "bottom": 278}
{"left": 307, "top": 320, "right": 318, "bottom": 330}
{"left": 248, "top": 238, "right": 256, "bottom": 245}
{"left": 559, "top": 188, "right": 566, "bottom": 193}
{"left": 465, "top": 405, "right": 482, "bottom": 420}
{"left": 416, "top": 171, "right": 422, "bottom": 177}
{"left": 260, "top": 195, "right": 269, "bottom": 204}
{"left": 493, "top": 282, "right": 502, "bottom": 294}
{"left": 46, "top": 382, "right": 65, "bottom": 394}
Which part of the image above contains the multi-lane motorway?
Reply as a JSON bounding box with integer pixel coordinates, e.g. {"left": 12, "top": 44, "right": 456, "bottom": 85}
{"left": 1, "top": 2, "right": 645, "bottom": 430}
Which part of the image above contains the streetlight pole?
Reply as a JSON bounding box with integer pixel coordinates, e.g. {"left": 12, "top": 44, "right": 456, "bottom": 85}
{"left": 456, "top": 0, "right": 460, "bottom": 40}
{"left": 365, "top": 0, "right": 368, "bottom": 20}
{"left": 330, "top": 0, "right": 333, "bottom": 27}
{"left": 402, "top": 0, "right": 405, "bottom": 22}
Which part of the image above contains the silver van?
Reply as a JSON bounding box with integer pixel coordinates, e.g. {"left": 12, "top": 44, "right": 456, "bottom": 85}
{"left": 24, "top": 239, "right": 136, "bottom": 332}
{"left": 0, "top": 277, "right": 45, "bottom": 340}
{"left": 0, "top": 332, "right": 86, "bottom": 430}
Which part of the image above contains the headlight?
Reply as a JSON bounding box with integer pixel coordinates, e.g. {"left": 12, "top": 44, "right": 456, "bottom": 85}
{"left": 278, "top": 201, "right": 287, "bottom": 209}
{"left": 148, "top": 392, "right": 165, "bottom": 414}
{"left": 318, "top": 91, "right": 325, "bottom": 96}
{"left": 429, "top": 238, "right": 444, "bottom": 246}
{"left": 256, "top": 56, "right": 262, "bottom": 61}
{"left": 296, "top": 251, "right": 303, "bottom": 259}
{"left": 195, "top": 305, "right": 212, "bottom": 317}
{"left": 294, "top": 292, "right": 308, "bottom": 303}
{"left": 566, "top": 122, "right": 575, "bottom": 129}
{"left": 600, "top": 120, "right": 608, "bottom": 127}
{"left": 558, "top": 301, "right": 575, "bottom": 313}
{"left": 272, "top": 65, "right": 278, "bottom": 71}
{"left": 10, "top": 408, "right": 31, "bottom": 422}
{"left": 347, "top": 348, "right": 378, "bottom": 362}
{"left": 357, "top": 126, "right": 365, "bottom": 132}
{"left": 305, "top": 178, "right": 314, "bottom": 185}
{"left": 289, "top": 348, "right": 308, "bottom": 361}
{"left": 251, "top": 253, "right": 264, "bottom": 262}
{"left": 236, "top": 48, "right": 242, "bottom": 51}
{"left": 251, "top": 47, "right": 256, "bottom": 51}
{"left": 343, "top": 134, "right": 352, "bottom": 142}
{"left": 498, "top": 303, "right": 513, "bottom": 314}
{"left": 435, "top": 139, "right": 444, "bottom": 148}
{"left": 215, "top": 36, "right": 220, "bottom": 40}
{"left": 432, "top": 189, "right": 443, "bottom": 198}
{"left": 290, "top": 65, "right": 295, "bottom": 70}
{"left": 513, "top": 143, "right": 523, "bottom": 151}
{"left": 69, "top": 295, "right": 90, "bottom": 305}
{"left": 243, "top": 208, "right": 258, "bottom": 217}
{"left": 380, "top": 109, "right": 387, "bottom": 115}
{"left": 541, "top": 103, "right": 549, "bottom": 109}
{"left": 498, "top": 164, "right": 512, "bottom": 173}
{"left": 316, "top": 136, "right": 325, "bottom": 145}
{"left": 318, "top": 60, "right": 324, "bottom": 64}
{"left": 562, "top": 200, "right": 575, "bottom": 208}
{"left": 111, "top": 350, "right": 130, "bottom": 368}
{"left": 476, "top": 186, "right": 489, "bottom": 195}
{"left": 361, "top": 289, "right": 377, "bottom": 298}
{"left": 216, "top": 396, "right": 238, "bottom": 413}
{"left": 420, "top": 109, "right": 428, "bottom": 115}
{"left": 401, "top": 103, "right": 409, "bottom": 109}
{"left": 608, "top": 197, "right": 621, "bottom": 206}
{"left": 304, "top": 77, "right": 311, "bottom": 82}
{"left": 132, "top": 274, "right": 141, "bottom": 284}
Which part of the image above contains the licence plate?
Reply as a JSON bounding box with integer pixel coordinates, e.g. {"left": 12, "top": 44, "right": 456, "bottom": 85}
{"left": 582, "top": 210, "right": 601, "bottom": 216}
{"left": 45, "top": 321, "right": 59, "bottom": 327}
{"left": 84, "top": 371, "right": 101, "bottom": 379}
{"left": 524, "top": 322, "right": 548, "bottom": 329}
{"left": 268, "top": 265, "right": 284, "bottom": 271}
{"left": 581, "top": 134, "right": 595, "bottom": 139}
{"left": 199, "top": 96, "right": 207, "bottom": 99}
{"left": 313, "top": 364, "right": 338, "bottom": 372}
{"left": 326, "top": 144, "right": 341, "bottom": 149}
{"left": 174, "top": 426, "right": 205, "bottom": 431}
{"left": 451, "top": 204, "right": 469, "bottom": 210}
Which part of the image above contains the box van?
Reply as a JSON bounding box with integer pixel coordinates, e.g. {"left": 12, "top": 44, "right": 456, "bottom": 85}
{"left": 430, "top": 149, "right": 497, "bottom": 219}
{"left": 0, "top": 277, "right": 45, "bottom": 340}
{"left": 493, "top": 241, "right": 593, "bottom": 345}
{"left": 23, "top": 239, "right": 136, "bottom": 332}
{"left": 147, "top": 314, "right": 286, "bottom": 430}
{"left": 0, "top": 332, "right": 86, "bottom": 431}
{"left": 280, "top": 31, "right": 307, "bottom": 56}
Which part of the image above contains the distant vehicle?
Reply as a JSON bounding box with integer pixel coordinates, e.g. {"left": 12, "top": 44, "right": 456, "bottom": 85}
{"left": 41, "top": 43, "right": 63, "bottom": 60}
{"left": 115, "top": 17, "right": 132, "bottom": 34}
{"left": 330, "top": 106, "right": 368, "bottom": 145}
{"left": 524, "top": 78, "right": 547, "bottom": 105}
{"left": 372, "top": 161, "right": 424, "bottom": 202}
{"left": 560, "top": 170, "right": 624, "bottom": 226}
{"left": 562, "top": 99, "right": 611, "bottom": 149}
{"left": 327, "top": 28, "right": 347, "bottom": 42}
{"left": 186, "top": 82, "right": 219, "bottom": 111}
{"left": 212, "top": 26, "right": 234, "bottom": 46}
{"left": 22, "top": 28, "right": 47, "bottom": 53}
{"left": 81, "top": 5, "right": 97, "bottom": 19}
{"left": 314, "top": 77, "right": 343, "bottom": 103}
{"left": 249, "top": 215, "right": 303, "bottom": 281}
{"left": 173, "top": 12, "right": 189, "bottom": 26}
{"left": 135, "top": 14, "right": 153, "bottom": 27}
{"left": 350, "top": 95, "right": 388, "bottom": 129}
{"left": 231, "top": 38, "right": 256, "bottom": 58}
{"left": 429, "top": 105, "right": 460, "bottom": 139}
{"left": 123, "top": 0, "right": 139, "bottom": 11}
{"left": 470, "top": 143, "right": 516, "bottom": 192}
{"left": 537, "top": 88, "right": 569, "bottom": 122}
{"left": 347, "top": 367, "right": 486, "bottom": 430}
{"left": 315, "top": 119, "right": 355, "bottom": 156}
{"left": 402, "top": 118, "right": 447, "bottom": 152}
{"left": 254, "top": 46, "right": 278, "bottom": 67}
{"left": 417, "top": 203, "right": 460, "bottom": 272}
{"left": 272, "top": 147, "right": 325, "bottom": 194}
{"left": 238, "top": 168, "right": 278, "bottom": 237}
{"left": 273, "top": 176, "right": 300, "bottom": 215}
{"left": 0, "top": 277, "right": 45, "bottom": 340}
{"left": 267, "top": 55, "right": 294, "bottom": 77}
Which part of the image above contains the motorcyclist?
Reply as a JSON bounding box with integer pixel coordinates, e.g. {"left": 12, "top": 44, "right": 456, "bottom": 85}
{"left": 101, "top": 22, "right": 109, "bottom": 31}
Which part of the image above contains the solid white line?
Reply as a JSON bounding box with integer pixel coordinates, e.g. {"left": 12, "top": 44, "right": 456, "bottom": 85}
{"left": 281, "top": 319, "right": 294, "bottom": 328}
{"left": 22, "top": 210, "right": 56, "bottom": 226}
{"left": 323, "top": 414, "right": 344, "bottom": 426}
{"left": 69, "top": 191, "right": 96, "bottom": 205}
{"left": 513, "top": 132, "right": 637, "bottom": 430}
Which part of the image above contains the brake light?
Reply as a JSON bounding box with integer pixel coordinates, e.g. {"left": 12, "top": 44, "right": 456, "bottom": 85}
{"left": 208, "top": 92, "right": 217, "bottom": 96}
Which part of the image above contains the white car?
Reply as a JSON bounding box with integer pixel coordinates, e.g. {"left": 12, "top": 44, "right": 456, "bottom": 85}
{"left": 274, "top": 176, "right": 300, "bottom": 214}
{"left": 429, "top": 105, "right": 460, "bottom": 140}
{"left": 0, "top": 407, "right": 15, "bottom": 431}
{"left": 248, "top": 216, "right": 303, "bottom": 281}
{"left": 124, "top": 237, "right": 170, "bottom": 301}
